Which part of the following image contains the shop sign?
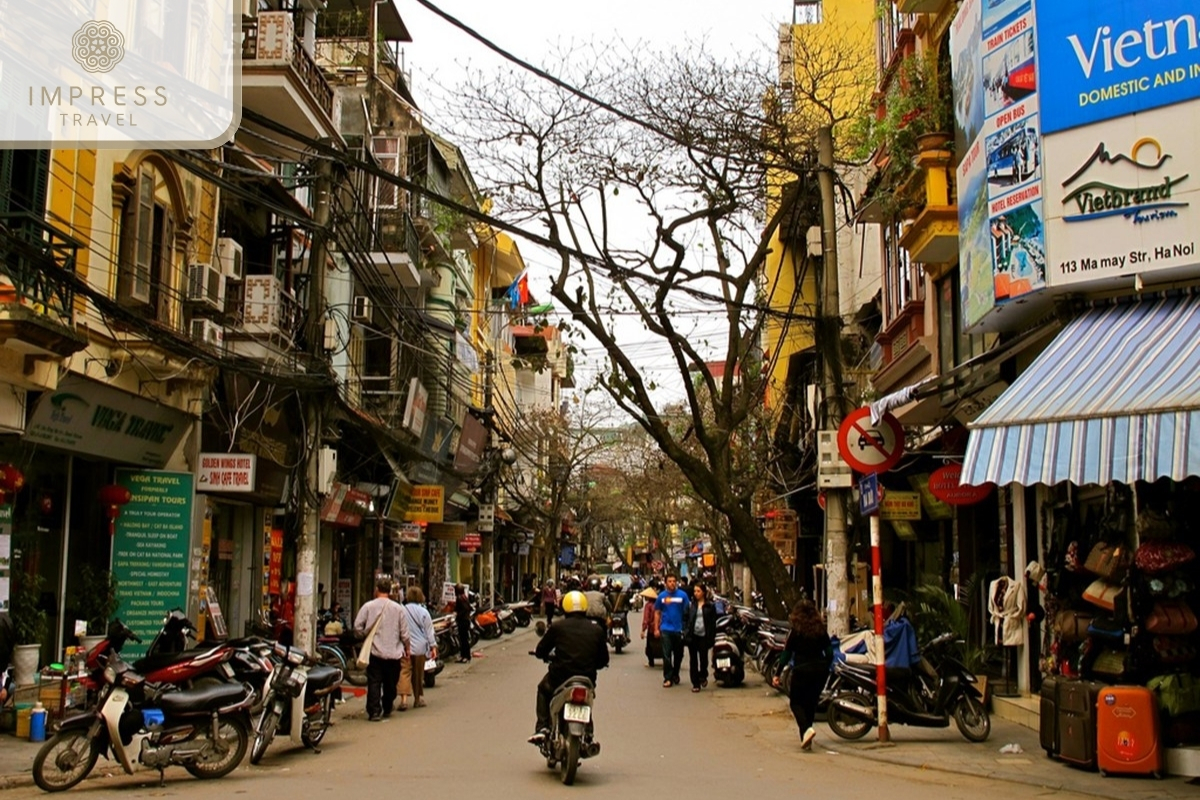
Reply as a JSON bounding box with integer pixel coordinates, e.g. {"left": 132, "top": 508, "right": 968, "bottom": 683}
{"left": 929, "top": 464, "right": 994, "bottom": 506}
{"left": 1035, "top": 1, "right": 1200, "bottom": 134}
{"left": 402, "top": 378, "right": 428, "bottom": 438}
{"left": 459, "top": 532, "right": 482, "bottom": 553}
{"left": 453, "top": 412, "right": 487, "bottom": 475}
{"left": 405, "top": 484, "right": 444, "bottom": 523}
{"left": 336, "top": 579, "right": 352, "bottom": 610}
{"left": 397, "top": 522, "right": 423, "bottom": 543}
{"left": 441, "top": 582, "right": 457, "bottom": 608}
{"left": 268, "top": 528, "right": 283, "bottom": 595}
{"left": 110, "top": 469, "right": 192, "bottom": 657}
{"left": 908, "top": 473, "right": 955, "bottom": 521}
{"left": 880, "top": 491, "right": 922, "bottom": 521}
{"left": 319, "top": 482, "right": 372, "bottom": 527}
{"left": 24, "top": 375, "right": 191, "bottom": 467}
{"left": 196, "top": 453, "right": 256, "bottom": 493}
{"left": 217, "top": 539, "right": 234, "bottom": 561}
{"left": 518, "top": 543, "right": 530, "bottom": 556}
{"left": 426, "top": 522, "right": 465, "bottom": 541}
{"left": 1044, "top": 106, "right": 1200, "bottom": 290}
{"left": 385, "top": 473, "right": 414, "bottom": 523}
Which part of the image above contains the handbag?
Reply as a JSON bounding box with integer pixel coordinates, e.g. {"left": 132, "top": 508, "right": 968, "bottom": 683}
{"left": 356, "top": 614, "right": 384, "bottom": 668}
{"left": 1055, "top": 610, "right": 1094, "bottom": 642}
{"left": 1090, "top": 647, "right": 1131, "bottom": 680}
{"left": 1135, "top": 541, "right": 1196, "bottom": 574}
{"left": 1146, "top": 601, "right": 1199, "bottom": 635}
{"left": 1148, "top": 672, "right": 1200, "bottom": 717}
{"left": 1084, "top": 541, "right": 1132, "bottom": 582}
{"left": 1151, "top": 636, "right": 1198, "bottom": 666}
{"left": 1082, "top": 579, "right": 1124, "bottom": 612}
{"left": 1086, "top": 616, "right": 1126, "bottom": 643}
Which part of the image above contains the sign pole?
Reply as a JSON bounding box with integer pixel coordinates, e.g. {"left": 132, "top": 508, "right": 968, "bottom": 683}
{"left": 870, "top": 511, "right": 890, "bottom": 743}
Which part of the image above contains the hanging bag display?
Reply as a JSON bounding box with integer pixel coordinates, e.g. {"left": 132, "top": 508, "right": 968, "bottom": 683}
{"left": 1145, "top": 601, "right": 1198, "bottom": 635}
{"left": 1055, "top": 610, "right": 1094, "bottom": 642}
{"left": 1082, "top": 579, "right": 1124, "bottom": 612}
{"left": 1135, "top": 541, "right": 1196, "bottom": 574}
{"left": 1084, "top": 541, "right": 1132, "bottom": 582}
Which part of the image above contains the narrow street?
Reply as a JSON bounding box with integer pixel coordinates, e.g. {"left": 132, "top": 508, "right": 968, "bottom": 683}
{"left": 2, "top": 629, "right": 1118, "bottom": 799}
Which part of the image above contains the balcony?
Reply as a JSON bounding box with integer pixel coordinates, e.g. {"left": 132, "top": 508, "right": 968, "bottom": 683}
{"left": 225, "top": 275, "right": 304, "bottom": 360}
{"left": 241, "top": 12, "right": 340, "bottom": 146}
{"left": 368, "top": 209, "right": 423, "bottom": 288}
{"left": 0, "top": 213, "right": 89, "bottom": 357}
{"left": 899, "top": 143, "right": 959, "bottom": 269}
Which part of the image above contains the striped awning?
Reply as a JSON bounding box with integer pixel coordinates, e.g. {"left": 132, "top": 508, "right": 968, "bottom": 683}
{"left": 962, "top": 293, "right": 1200, "bottom": 487}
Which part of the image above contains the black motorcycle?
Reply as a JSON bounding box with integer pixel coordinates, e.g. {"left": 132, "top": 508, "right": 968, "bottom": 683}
{"left": 249, "top": 642, "right": 343, "bottom": 764}
{"left": 711, "top": 615, "right": 744, "bottom": 687}
{"left": 607, "top": 611, "right": 630, "bottom": 653}
{"left": 825, "top": 632, "right": 990, "bottom": 742}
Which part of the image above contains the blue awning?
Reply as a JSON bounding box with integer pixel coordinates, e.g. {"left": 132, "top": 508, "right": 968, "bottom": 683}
{"left": 962, "top": 293, "right": 1200, "bottom": 487}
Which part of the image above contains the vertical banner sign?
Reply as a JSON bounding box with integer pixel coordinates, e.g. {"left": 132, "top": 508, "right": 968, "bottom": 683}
{"left": 0, "top": 506, "right": 12, "bottom": 609}
{"left": 268, "top": 529, "right": 284, "bottom": 596}
{"left": 261, "top": 509, "right": 273, "bottom": 613}
{"left": 954, "top": 0, "right": 1048, "bottom": 329}
{"left": 111, "top": 469, "right": 193, "bottom": 657}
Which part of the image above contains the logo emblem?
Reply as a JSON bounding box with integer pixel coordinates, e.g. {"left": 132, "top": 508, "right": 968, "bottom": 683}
{"left": 71, "top": 20, "right": 125, "bottom": 74}
{"left": 1061, "top": 138, "right": 1189, "bottom": 225}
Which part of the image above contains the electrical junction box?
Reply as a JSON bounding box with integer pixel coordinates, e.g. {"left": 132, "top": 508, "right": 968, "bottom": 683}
{"left": 318, "top": 447, "right": 337, "bottom": 494}
{"left": 817, "top": 431, "right": 852, "bottom": 488}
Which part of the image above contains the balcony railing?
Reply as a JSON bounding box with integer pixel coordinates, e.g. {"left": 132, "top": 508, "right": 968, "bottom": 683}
{"left": 242, "top": 13, "right": 335, "bottom": 122}
{"left": 374, "top": 209, "right": 424, "bottom": 268}
{"left": 0, "top": 212, "right": 80, "bottom": 326}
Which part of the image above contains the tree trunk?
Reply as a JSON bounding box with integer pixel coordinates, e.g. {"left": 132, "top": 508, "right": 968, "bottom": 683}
{"left": 726, "top": 506, "right": 799, "bottom": 618}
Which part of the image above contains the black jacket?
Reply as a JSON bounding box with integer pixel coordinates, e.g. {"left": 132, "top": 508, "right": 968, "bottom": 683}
{"left": 535, "top": 613, "right": 609, "bottom": 684}
{"left": 785, "top": 629, "right": 832, "bottom": 676}
{"left": 682, "top": 601, "right": 717, "bottom": 649}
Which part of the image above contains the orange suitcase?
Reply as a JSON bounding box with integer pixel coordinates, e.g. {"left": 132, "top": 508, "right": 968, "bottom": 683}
{"left": 1096, "top": 686, "right": 1163, "bottom": 778}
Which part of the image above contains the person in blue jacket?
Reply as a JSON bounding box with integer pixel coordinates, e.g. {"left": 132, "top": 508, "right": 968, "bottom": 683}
{"left": 653, "top": 575, "right": 690, "bottom": 687}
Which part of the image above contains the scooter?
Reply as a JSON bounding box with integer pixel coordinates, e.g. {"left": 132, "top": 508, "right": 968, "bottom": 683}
{"left": 249, "top": 642, "right": 342, "bottom": 764}
{"left": 474, "top": 604, "right": 502, "bottom": 640}
{"left": 33, "top": 621, "right": 254, "bottom": 792}
{"left": 508, "top": 600, "right": 535, "bottom": 628}
{"left": 496, "top": 604, "right": 517, "bottom": 635}
{"left": 711, "top": 616, "right": 744, "bottom": 687}
{"left": 607, "top": 611, "right": 630, "bottom": 654}
{"left": 529, "top": 654, "right": 601, "bottom": 786}
{"left": 826, "top": 631, "right": 990, "bottom": 742}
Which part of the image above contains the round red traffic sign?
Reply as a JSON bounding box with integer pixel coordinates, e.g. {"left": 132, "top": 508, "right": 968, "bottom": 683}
{"left": 836, "top": 408, "right": 904, "bottom": 474}
{"left": 929, "top": 464, "right": 993, "bottom": 505}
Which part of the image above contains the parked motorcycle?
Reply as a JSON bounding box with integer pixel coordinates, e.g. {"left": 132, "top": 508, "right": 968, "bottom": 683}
{"left": 474, "top": 604, "right": 502, "bottom": 640}
{"left": 711, "top": 615, "right": 744, "bottom": 687}
{"left": 529, "top": 654, "right": 601, "bottom": 785}
{"left": 33, "top": 621, "right": 254, "bottom": 792}
{"left": 826, "top": 631, "right": 990, "bottom": 742}
{"left": 496, "top": 604, "right": 517, "bottom": 635}
{"left": 508, "top": 600, "right": 534, "bottom": 628}
{"left": 607, "top": 611, "right": 630, "bottom": 654}
{"left": 249, "top": 642, "right": 342, "bottom": 764}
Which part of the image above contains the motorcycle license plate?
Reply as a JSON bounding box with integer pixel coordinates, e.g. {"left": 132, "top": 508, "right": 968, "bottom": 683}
{"left": 563, "top": 703, "right": 591, "bottom": 723}
{"left": 716, "top": 658, "right": 731, "bottom": 668}
{"left": 612, "top": 627, "right": 624, "bottom": 636}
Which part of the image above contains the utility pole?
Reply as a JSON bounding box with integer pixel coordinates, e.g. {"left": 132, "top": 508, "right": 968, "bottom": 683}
{"left": 817, "top": 125, "right": 849, "bottom": 639}
{"left": 294, "top": 155, "right": 334, "bottom": 660}
{"left": 482, "top": 350, "right": 495, "bottom": 603}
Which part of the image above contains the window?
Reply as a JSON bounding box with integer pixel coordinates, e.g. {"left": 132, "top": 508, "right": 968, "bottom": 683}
{"left": 119, "top": 162, "right": 175, "bottom": 323}
{"left": 937, "top": 268, "right": 988, "bottom": 374}
{"left": 372, "top": 137, "right": 400, "bottom": 210}
{"left": 882, "top": 219, "right": 922, "bottom": 324}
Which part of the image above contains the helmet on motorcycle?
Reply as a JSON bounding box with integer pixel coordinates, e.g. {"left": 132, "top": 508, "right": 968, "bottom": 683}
{"left": 560, "top": 590, "right": 588, "bottom": 614}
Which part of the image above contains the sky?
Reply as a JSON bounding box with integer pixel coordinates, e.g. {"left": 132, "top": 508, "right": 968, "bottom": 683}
{"left": 392, "top": 0, "right": 793, "bottom": 407}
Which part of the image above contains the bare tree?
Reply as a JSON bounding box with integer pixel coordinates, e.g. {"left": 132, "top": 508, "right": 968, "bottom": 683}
{"left": 444, "top": 34, "right": 870, "bottom": 616}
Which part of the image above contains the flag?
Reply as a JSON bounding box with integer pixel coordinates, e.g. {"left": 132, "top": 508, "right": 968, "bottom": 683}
{"left": 507, "top": 271, "right": 530, "bottom": 308}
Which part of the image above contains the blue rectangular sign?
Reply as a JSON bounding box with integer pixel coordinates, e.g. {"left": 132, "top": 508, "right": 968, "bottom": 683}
{"left": 859, "top": 473, "right": 880, "bottom": 517}
{"left": 1036, "top": 2, "right": 1200, "bottom": 134}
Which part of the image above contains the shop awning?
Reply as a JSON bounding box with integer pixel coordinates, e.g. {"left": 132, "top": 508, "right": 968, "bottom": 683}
{"left": 963, "top": 293, "right": 1200, "bottom": 487}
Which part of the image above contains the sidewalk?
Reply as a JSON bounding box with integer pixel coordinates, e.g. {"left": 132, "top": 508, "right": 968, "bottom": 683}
{"left": 716, "top": 682, "right": 1200, "bottom": 800}
{"left": 0, "top": 624, "right": 536, "bottom": 790}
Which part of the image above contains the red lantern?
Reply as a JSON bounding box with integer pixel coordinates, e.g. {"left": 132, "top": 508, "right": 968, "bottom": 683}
{"left": 0, "top": 463, "right": 25, "bottom": 505}
{"left": 99, "top": 484, "right": 133, "bottom": 535}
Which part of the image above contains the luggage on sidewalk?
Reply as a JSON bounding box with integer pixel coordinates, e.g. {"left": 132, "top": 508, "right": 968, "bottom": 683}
{"left": 1039, "top": 676, "right": 1060, "bottom": 757}
{"left": 1058, "top": 679, "right": 1105, "bottom": 769}
{"left": 1096, "top": 685, "right": 1163, "bottom": 778}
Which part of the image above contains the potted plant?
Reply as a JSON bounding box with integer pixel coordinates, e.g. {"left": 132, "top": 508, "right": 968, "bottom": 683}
{"left": 9, "top": 570, "right": 47, "bottom": 685}
{"left": 73, "top": 565, "right": 119, "bottom": 648}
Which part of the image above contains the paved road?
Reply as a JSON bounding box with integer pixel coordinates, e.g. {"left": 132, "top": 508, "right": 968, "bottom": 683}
{"left": 0, "top": 628, "right": 1133, "bottom": 798}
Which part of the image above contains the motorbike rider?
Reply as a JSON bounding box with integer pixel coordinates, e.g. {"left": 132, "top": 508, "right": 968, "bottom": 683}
{"left": 584, "top": 578, "right": 610, "bottom": 627}
{"left": 528, "top": 590, "right": 609, "bottom": 744}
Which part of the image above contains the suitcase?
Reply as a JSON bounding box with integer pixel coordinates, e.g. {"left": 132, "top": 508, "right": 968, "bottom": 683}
{"left": 1039, "top": 676, "right": 1060, "bottom": 757}
{"left": 1058, "top": 679, "right": 1105, "bottom": 769}
{"left": 1096, "top": 685, "right": 1163, "bottom": 777}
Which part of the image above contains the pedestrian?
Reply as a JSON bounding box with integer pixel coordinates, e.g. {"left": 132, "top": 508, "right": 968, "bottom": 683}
{"left": 639, "top": 587, "right": 660, "bottom": 667}
{"left": 354, "top": 578, "right": 412, "bottom": 722}
{"left": 0, "top": 611, "right": 13, "bottom": 705}
{"left": 654, "top": 574, "right": 690, "bottom": 687}
{"left": 540, "top": 580, "right": 559, "bottom": 626}
{"left": 682, "top": 583, "right": 717, "bottom": 692}
{"left": 398, "top": 586, "right": 437, "bottom": 710}
{"left": 784, "top": 599, "right": 833, "bottom": 750}
{"left": 454, "top": 584, "right": 473, "bottom": 663}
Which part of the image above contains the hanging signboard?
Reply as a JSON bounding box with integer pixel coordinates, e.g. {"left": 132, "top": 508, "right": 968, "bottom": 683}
{"left": 880, "top": 491, "right": 922, "bottom": 521}
{"left": 397, "top": 522, "right": 423, "bottom": 543}
{"left": 404, "top": 485, "right": 444, "bottom": 523}
{"left": 197, "top": 453, "right": 256, "bottom": 493}
{"left": 111, "top": 469, "right": 193, "bottom": 657}
{"left": 929, "top": 464, "right": 995, "bottom": 505}
{"left": 459, "top": 533, "right": 482, "bottom": 553}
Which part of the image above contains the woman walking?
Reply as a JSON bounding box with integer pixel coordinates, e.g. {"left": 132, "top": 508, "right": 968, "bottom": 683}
{"left": 638, "top": 587, "right": 660, "bottom": 667}
{"left": 784, "top": 599, "right": 833, "bottom": 750}
{"left": 454, "top": 584, "right": 473, "bottom": 663}
{"left": 682, "top": 583, "right": 717, "bottom": 692}
{"left": 540, "top": 580, "right": 559, "bottom": 627}
{"left": 398, "top": 587, "right": 437, "bottom": 710}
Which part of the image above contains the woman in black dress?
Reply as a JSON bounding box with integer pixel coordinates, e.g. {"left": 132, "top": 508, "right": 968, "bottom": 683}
{"left": 784, "top": 599, "right": 832, "bottom": 750}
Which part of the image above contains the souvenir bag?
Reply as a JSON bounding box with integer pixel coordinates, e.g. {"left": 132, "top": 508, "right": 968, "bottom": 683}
{"left": 1135, "top": 541, "right": 1196, "bottom": 574}
{"left": 1055, "top": 610, "right": 1094, "bottom": 642}
{"left": 1082, "top": 579, "right": 1124, "bottom": 612}
{"left": 1148, "top": 672, "right": 1200, "bottom": 717}
{"left": 1084, "top": 541, "right": 1132, "bottom": 582}
{"left": 1145, "top": 601, "right": 1199, "bottom": 635}
{"left": 1086, "top": 616, "right": 1127, "bottom": 643}
{"left": 356, "top": 614, "right": 383, "bottom": 668}
{"left": 1090, "top": 647, "right": 1131, "bottom": 680}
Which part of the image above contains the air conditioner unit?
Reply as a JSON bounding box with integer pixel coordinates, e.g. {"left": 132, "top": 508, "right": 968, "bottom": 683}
{"left": 216, "top": 237, "right": 244, "bottom": 281}
{"left": 186, "top": 263, "right": 225, "bottom": 311}
{"left": 352, "top": 295, "right": 373, "bottom": 321}
{"left": 190, "top": 318, "right": 224, "bottom": 348}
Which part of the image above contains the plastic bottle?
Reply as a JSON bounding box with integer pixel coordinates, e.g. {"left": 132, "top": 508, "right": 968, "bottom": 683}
{"left": 29, "top": 701, "right": 47, "bottom": 743}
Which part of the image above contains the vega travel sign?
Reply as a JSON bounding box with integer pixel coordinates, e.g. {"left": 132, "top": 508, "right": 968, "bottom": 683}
{"left": 1035, "top": 2, "right": 1200, "bottom": 134}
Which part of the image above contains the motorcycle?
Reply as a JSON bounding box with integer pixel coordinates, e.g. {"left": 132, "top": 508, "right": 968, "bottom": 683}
{"left": 529, "top": 653, "right": 601, "bottom": 786}
{"left": 607, "top": 611, "right": 629, "bottom": 654}
{"left": 711, "top": 615, "right": 744, "bottom": 687}
{"left": 249, "top": 642, "right": 343, "bottom": 764}
{"left": 826, "top": 630, "right": 990, "bottom": 742}
{"left": 474, "top": 604, "right": 502, "bottom": 640}
{"left": 32, "top": 621, "right": 254, "bottom": 792}
{"left": 496, "top": 604, "right": 517, "bottom": 635}
{"left": 508, "top": 600, "right": 534, "bottom": 628}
